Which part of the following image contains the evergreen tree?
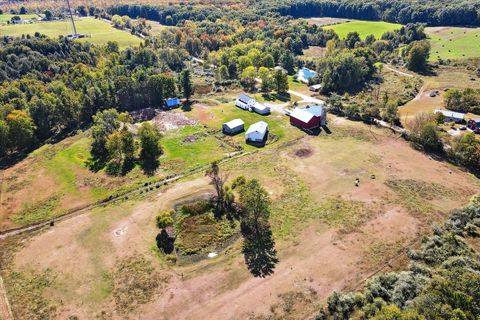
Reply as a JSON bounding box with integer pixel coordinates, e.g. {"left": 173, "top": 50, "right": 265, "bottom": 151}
{"left": 180, "top": 69, "right": 193, "bottom": 100}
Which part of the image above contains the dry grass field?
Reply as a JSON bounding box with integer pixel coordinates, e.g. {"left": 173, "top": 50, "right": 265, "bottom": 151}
{"left": 1, "top": 110, "right": 478, "bottom": 319}
{"left": 398, "top": 66, "right": 480, "bottom": 122}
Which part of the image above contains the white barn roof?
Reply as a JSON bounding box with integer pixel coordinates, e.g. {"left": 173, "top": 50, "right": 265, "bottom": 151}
{"left": 290, "top": 108, "right": 315, "bottom": 123}
{"left": 246, "top": 121, "right": 268, "bottom": 135}
{"left": 434, "top": 109, "right": 465, "bottom": 119}
{"left": 224, "top": 118, "right": 244, "bottom": 129}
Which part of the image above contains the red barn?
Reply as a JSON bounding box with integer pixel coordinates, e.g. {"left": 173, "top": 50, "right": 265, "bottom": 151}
{"left": 289, "top": 108, "right": 320, "bottom": 130}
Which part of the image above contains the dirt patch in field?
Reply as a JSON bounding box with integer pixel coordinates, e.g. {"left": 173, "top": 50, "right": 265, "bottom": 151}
{"left": 294, "top": 148, "right": 313, "bottom": 158}
{"left": 150, "top": 111, "right": 197, "bottom": 133}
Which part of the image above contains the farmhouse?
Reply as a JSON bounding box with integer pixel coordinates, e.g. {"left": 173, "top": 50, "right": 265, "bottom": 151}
{"left": 235, "top": 94, "right": 254, "bottom": 110}
{"left": 246, "top": 121, "right": 268, "bottom": 142}
{"left": 434, "top": 109, "right": 465, "bottom": 123}
{"left": 297, "top": 67, "right": 317, "bottom": 83}
{"left": 164, "top": 97, "right": 181, "bottom": 109}
{"left": 235, "top": 94, "right": 271, "bottom": 114}
{"left": 222, "top": 119, "right": 245, "bottom": 135}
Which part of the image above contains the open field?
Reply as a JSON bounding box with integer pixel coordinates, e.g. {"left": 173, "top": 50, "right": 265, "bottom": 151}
{"left": 323, "top": 20, "right": 402, "bottom": 39}
{"left": 0, "top": 88, "right": 307, "bottom": 232}
{"left": 426, "top": 26, "right": 480, "bottom": 61}
{"left": 0, "top": 14, "right": 42, "bottom": 23}
{"left": 0, "top": 17, "right": 143, "bottom": 49}
{"left": 303, "top": 17, "right": 352, "bottom": 26}
{"left": 399, "top": 66, "right": 480, "bottom": 122}
{"left": 1, "top": 114, "right": 478, "bottom": 319}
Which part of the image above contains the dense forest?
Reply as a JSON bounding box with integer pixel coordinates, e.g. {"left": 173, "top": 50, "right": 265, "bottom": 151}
{"left": 108, "top": 0, "right": 480, "bottom": 27}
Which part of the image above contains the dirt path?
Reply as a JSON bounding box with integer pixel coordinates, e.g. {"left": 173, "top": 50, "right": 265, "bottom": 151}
{"left": 385, "top": 65, "right": 414, "bottom": 78}
{"left": 0, "top": 275, "right": 14, "bottom": 320}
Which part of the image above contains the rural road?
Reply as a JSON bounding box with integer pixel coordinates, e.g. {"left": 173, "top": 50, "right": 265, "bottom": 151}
{"left": 288, "top": 89, "right": 325, "bottom": 105}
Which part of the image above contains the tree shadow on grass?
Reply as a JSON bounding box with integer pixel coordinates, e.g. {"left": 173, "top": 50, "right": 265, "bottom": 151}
{"left": 241, "top": 222, "right": 278, "bottom": 278}
{"left": 141, "top": 159, "right": 159, "bottom": 176}
{"left": 261, "top": 93, "right": 291, "bottom": 102}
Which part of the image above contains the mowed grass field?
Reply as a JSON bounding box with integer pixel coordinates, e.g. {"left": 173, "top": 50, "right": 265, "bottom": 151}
{"left": 0, "top": 13, "right": 42, "bottom": 22}
{"left": 0, "top": 17, "right": 143, "bottom": 49}
{"left": 426, "top": 26, "right": 480, "bottom": 61}
{"left": 323, "top": 20, "right": 402, "bottom": 39}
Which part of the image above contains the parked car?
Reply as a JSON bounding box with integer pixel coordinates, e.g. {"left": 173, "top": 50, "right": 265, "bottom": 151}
{"left": 459, "top": 126, "right": 467, "bottom": 131}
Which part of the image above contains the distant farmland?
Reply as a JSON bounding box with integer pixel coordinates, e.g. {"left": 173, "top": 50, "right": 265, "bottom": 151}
{"left": 323, "top": 20, "right": 402, "bottom": 39}
{"left": 426, "top": 26, "right": 480, "bottom": 61}
{"left": 0, "top": 17, "right": 143, "bottom": 49}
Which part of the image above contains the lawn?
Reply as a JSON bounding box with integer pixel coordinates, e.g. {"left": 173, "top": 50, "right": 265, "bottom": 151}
{"left": 323, "top": 20, "right": 402, "bottom": 39}
{"left": 0, "top": 17, "right": 143, "bottom": 49}
{"left": 426, "top": 26, "right": 480, "bottom": 61}
{"left": 161, "top": 125, "right": 238, "bottom": 173}
{"left": 0, "top": 13, "right": 42, "bottom": 22}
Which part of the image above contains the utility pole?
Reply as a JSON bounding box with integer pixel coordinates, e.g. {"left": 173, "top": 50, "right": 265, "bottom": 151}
{"left": 66, "top": 0, "right": 77, "bottom": 36}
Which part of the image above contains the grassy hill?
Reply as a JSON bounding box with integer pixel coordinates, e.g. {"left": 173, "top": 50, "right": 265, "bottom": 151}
{"left": 0, "top": 16, "right": 143, "bottom": 49}
{"left": 427, "top": 26, "right": 480, "bottom": 61}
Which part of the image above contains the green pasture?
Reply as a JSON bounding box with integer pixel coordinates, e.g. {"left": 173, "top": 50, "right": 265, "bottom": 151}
{"left": 426, "top": 27, "right": 480, "bottom": 61}
{"left": 0, "top": 17, "right": 143, "bottom": 49}
{"left": 323, "top": 20, "right": 402, "bottom": 39}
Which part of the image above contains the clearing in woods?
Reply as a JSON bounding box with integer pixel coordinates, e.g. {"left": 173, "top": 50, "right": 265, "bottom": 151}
{"left": 0, "top": 17, "right": 143, "bottom": 49}
{"left": 323, "top": 20, "right": 402, "bottom": 39}
{"left": 426, "top": 26, "right": 480, "bottom": 61}
{"left": 2, "top": 116, "right": 478, "bottom": 320}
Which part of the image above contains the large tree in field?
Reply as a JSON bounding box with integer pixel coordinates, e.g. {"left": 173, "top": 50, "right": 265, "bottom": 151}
{"left": 180, "top": 69, "right": 193, "bottom": 100}
{"left": 91, "top": 109, "right": 120, "bottom": 162}
{"left": 238, "top": 179, "right": 278, "bottom": 277}
{"left": 139, "top": 122, "right": 162, "bottom": 174}
{"left": 405, "top": 40, "right": 430, "bottom": 73}
{"left": 206, "top": 161, "right": 227, "bottom": 217}
{"left": 274, "top": 69, "right": 289, "bottom": 95}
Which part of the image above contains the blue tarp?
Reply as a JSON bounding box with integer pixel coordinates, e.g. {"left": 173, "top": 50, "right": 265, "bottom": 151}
{"left": 165, "top": 97, "right": 180, "bottom": 108}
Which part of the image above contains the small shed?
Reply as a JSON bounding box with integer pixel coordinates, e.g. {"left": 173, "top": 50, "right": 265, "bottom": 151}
{"left": 164, "top": 97, "right": 181, "bottom": 109}
{"left": 290, "top": 108, "right": 319, "bottom": 130}
{"left": 252, "top": 101, "right": 271, "bottom": 115}
{"left": 223, "top": 119, "right": 245, "bottom": 135}
{"left": 309, "top": 84, "right": 322, "bottom": 92}
{"left": 246, "top": 121, "right": 268, "bottom": 142}
{"left": 434, "top": 109, "right": 465, "bottom": 123}
{"left": 297, "top": 67, "right": 317, "bottom": 84}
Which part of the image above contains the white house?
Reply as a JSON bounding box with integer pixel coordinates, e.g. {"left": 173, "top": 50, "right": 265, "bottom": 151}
{"left": 246, "top": 121, "right": 268, "bottom": 142}
{"left": 297, "top": 67, "right": 317, "bottom": 84}
{"left": 235, "top": 94, "right": 254, "bottom": 110}
{"left": 222, "top": 119, "right": 244, "bottom": 135}
{"left": 235, "top": 94, "right": 270, "bottom": 115}
{"left": 434, "top": 109, "right": 465, "bottom": 123}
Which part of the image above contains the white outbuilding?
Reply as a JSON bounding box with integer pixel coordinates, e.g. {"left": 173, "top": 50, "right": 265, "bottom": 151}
{"left": 246, "top": 121, "right": 269, "bottom": 142}
{"left": 222, "top": 119, "right": 245, "bottom": 135}
{"left": 252, "top": 101, "right": 271, "bottom": 115}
